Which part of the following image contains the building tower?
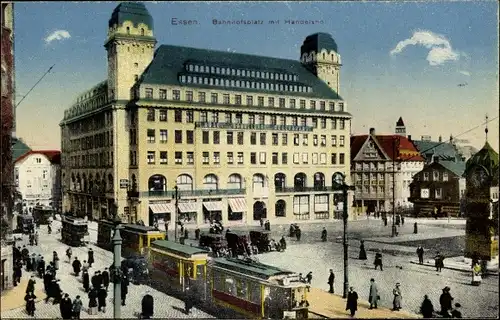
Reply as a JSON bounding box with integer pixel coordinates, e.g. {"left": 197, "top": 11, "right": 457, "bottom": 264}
{"left": 395, "top": 117, "right": 406, "bottom": 137}
{"left": 300, "top": 32, "right": 342, "bottom": 96}
{"left": 105, "top": 2, "right": 157, "bottom": 101}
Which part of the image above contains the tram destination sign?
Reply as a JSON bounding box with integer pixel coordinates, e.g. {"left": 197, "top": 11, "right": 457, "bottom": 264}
{"left": 120, "top": 179, "right": 129, "bottom": 189}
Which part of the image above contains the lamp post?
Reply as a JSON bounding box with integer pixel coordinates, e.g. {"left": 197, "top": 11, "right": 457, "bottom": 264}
{"left": 111, "top": 216, "right": 123, "bottom": 319}
{"left": 391, "top": 137, "right": 400, "bottom": 237}
{"left": 172, "top": 185, "right": 179, "bottom": 242}
{"left": 333, "top": 172, "right": 356, "bottom": 299}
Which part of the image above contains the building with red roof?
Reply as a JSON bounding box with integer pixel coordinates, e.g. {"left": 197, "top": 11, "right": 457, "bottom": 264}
{"left": 350, "top": 123, "right": 424, "bottom": 214}
{"left": 14, "top": 150, "right": 62, "bottom": 213}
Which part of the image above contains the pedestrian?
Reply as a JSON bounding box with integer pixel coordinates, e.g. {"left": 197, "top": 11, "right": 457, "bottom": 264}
{"left": 451, "top": 303, "right": 462, "bottom": 318}
{"left": 420, "top": 295, "right": 435, "bottom": 318}
{"left": 72, "top": 295, "right": 83, "bottom": 319}
{"left": 21, "top": 245, "right": 30, "bottom": 265}
{"left": 26, "top": 254, "right": 33, "bottom": 272}
{"left": 48, "top": 223, "right": 52, "bottom": 234}
{"left": 185, "top": 286, "right": 194, "bottom": 314}
{"left": 471, "top": 262, "right": 482, "bottom": 286}
{"left": 34, "top": 231, "right": 39, "bottom": 245}
{"left": 91, "top": 271, "right": 99, "bottom": 289}
{"left": 52, "top": 251, "right": 60, "bottom": 270}
{"left": 296, "top": 226, "right": 302, "bottom": 241}
{"left": 82, "top": 270, "right": 90, "bottom": 293}
{"left": 392, "top": 283, "right": 402, "bottom": 311}
{"left": 435, "top": 252, "right": 444, "bottom": 272}
{"left": 417, "top": 246, "right": 424, "bottom": 264}
{"left": 26, "top": 275, "right": 36, "bottom": 295}
{"left": 184, "top": 228, "right": 189, "bottom": 239}
{"left": 121, "top": 274, "right": 129, "bottom": 306}
{"left": 60, "top": 293, "right": 72, "bottom": 319}
{"left": 88, "top": 248, "right": 94, "bottom": 267}
{"left": 368, "top": 278, "right": 379, "bottom": 309}
{"left": 328, "top": 269, "right": 335, "bottom": 293}
{"left": 37, "top": 257, "right": 45, "bottom": 278}
{"left": 374, "top": 252, "right": 383, "bottom": 271}
{"left": 321, "top": 227, "right": 327, "bottom": 242}
{"left": 24, "top": 292, "right": 37, "bottom": 317}
{"left": 52, "top": 279, "right": 63, "bottom": 305}
{"left": 72, "top": 257, "right": 82, "bottom": 276}
{"left": 102, "top": 267, "right": 110, "bottom": 291}
{"left": 88, "top": 286, "right": 98, "bottom": 315}
{"left": 195, "top": 227, "right": 200, "bottom": 240}
{"left": 439, "top": 286, "right": 454, "bottom": 317}
{"left": 29, "top": 232, "right": 34, "bottom": 246}
{"left": 43, "top": 269, "right": 53, "bottom": 294}
{"left": 359, "top": 240, "right": 367, "bottom": 260}
{"left": 66, "top": 247, "right": 72, "bottom": 262}
{"left": 260, "top": 218, "right": 264, "bottom": 228}
{"left": 96, "top": 270, "right": 103, "bottom": 287}
{"left": 141, "top": 291, "right": 154, "bottom": 319}
{"left": 14, "top": 260, "right": 22, "bottom": 286}
{"left": 97, "top": 284, "right": 107, "bottom": 312}
{"left": 306, "top": 271, "right": 313, "bottom": 284}
{"left": 345, "top": 286, "right": 358, "bottom": 317}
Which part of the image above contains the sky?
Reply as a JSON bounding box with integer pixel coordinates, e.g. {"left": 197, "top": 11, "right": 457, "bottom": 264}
{"left": 13, "top": 1, "right": 499, "bottom": 152}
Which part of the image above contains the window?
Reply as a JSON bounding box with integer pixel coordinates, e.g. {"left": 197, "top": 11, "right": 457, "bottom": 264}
{"left": 435, "top": 188, "right": 442, "bottom": 199}
{"left": 186, "top": 152, "right": 194, "bottom": 165}
{"left": 159, "top": 89, "right": 167, "bottom": 100}
{"left": 227, "top": 132, "right": 234, "bottom": 144}
{"left": 223, "top": 94, "right": 230, "bottom": 104}
{"left": 186, "top": 91, "right": 193, "bottom": 102}
{"left": 259, "top": 152, "right": 266, "bottom": 164}
{"left": 302, "top": 153, "right": 308, "bottom": 164}
{"left": 329, "top": 102, "right": 335, "bottom": 111}
{"left": 147, "top": 151, "right": 155, "bottom": 164}
{"left": 160, "top": 151, "right": 168, "bottom": 164}
{"left": 321, "top": 118, "right": 327, "bottom": 129}
{"left": 213, "top": 152, "right": 220, "bottom": 164}
{"left": 301, "top": 117, "right": 307, "bottom": 126}
{"left": 312, "top": 118, "right": 318, "bottom": 128}
{"left": 237, "top": 132, "right": 244, "bottom": 145}
{"left": 186, "top": 130, "right": 194, "bottom": 144}
{"left": 237, "top": 152, "right": 244, "bottom": 164}
{"left": 292, "top": 116, "right": 298, "bottom": 126}
{"left": 433, "top": 170, "right": 439, "bottom": 181}
{"left": 331, "top": 135, "right": 337, "bottom": 146}
{"left": 235, "top": 113, "right": 243, "bottom": 124}
{"left": 294, "top": 134, "right": 300, "bottom": 146}
{"left": 280, "top": 116, "right": 286, "bottom": 125}
{"left": 175, "top": 110, "right": 183, "bottom": 122}
{"left": 211, "top": 93, "right": 218, "bottom": 104}
{"left": 175, "top": 151, "right": 182, "bottom": 164}
{"left": 340, "top": 135, "right": 345, "bottom": 147}
{"left": 331, "top": 119, "right": 337, "bottom": 129}
{"left": 198, "top": 92, "right": 206, "bottom": 103}
{"left": 310, "top": 100, "right": 316, "bottom": 109}
{"left": 147, "top": 108, "right": 155, "bottom": 121}
{"left": 260, "top": 133, "right": 266, "bottom": 145}
{"left": 202, "top": 152, "right": 210, "bottom": 164}
{"left": 340, "top": 119, "right": 345, "bottom": 130}
{"left": 320, "top": 153, "right": 327, "bottom": 164}
{"left": 281, "top": 134, "right": 288, "bottom": 145}
{"left": 339, "top": 102, "right": 344, "bottom": 111}
{"left": 293, "top": 153, "right": 299, "bottom": 164}
{"left": 313, "top": 135, "right": 318, "bottom": 146}
{"left": 159, "top": 110, "right": 167, "bottom": 121}
{"left": 202, "top": 131, "right": 210, "bottom": 144}
{"left": 443, "top": 172, "right": 449, "bottom": 181}
{"left": 339, "top": 153, "right": 345, "bottom": 164}
{"left": 213, "top": 131, "right": 220, "bottom": 144}
{"left": 279, "top": 98, "right": 285, "bottom": 108}
{"left": 268, "top": 97, "right": 275, "bottom": 107}
{"left": 246, "top": 96, "right": 253, "bottom": 106}
{"left": 147, "top": 129, "right": 155, "bottom": 143}
{"left": 227, "top": 152, "right": 234, "bottom": 164}
{"left": 160, "top": 130, "right": 168, "bottom": 143}
{"left": 235, "top": 95, "right": 242, "bottom": 105}
{"left": 250, "top": 152, "right": 257, "bottom": 164}
{"left": 272, "top": 152, "right": 278, "bottom": 165}
{"left": 173, "top": 90, "right": 180, "bottom": 100}
{"left": 250, "top": 132, "right": 257, "bottom": 145}
{"left": 331, "top": 153, "right": 337, "bottom": 165}
{"left": 272, "top": 133, "right": 278, "bottom": 145}
{"left": 270, "top": 115, "right": 277, "bottom": 125}
{"left": 300, "top": 100, "right": 306, "bottom": 109}
{"left": 320, "top": 135, "right": 326, "bottom": 147}
{"left": 145, "top": 88, "right": 153, "bottom": 99}
{"left": 312, "top": 153, "right": 318, "bottom": 165}
{"left": 186, "top": 110, "right": 194, "bottom": 123}
{"left": 225, "top": 112, "right": 232, "bottom": 123}
{"left": 200, "top": 111, "right": 208, "bottom": 122}
{"left": 282, "top": 153, "right": 288, "bottom": 165}
{"left": 249, "top": 114, "right": 255, "bottom": 125}
{"left": 302, "top": 134, "right": 308, "bottom": 146}
{"left": 175, "top": 130, "right": 182, "bottom": 143}
{"left": 290, "top": 99, "right": 296, "bottom": 108}
{"left": 258, "top": 96, "right": 264, "bottom": 106}
{"left": 320, "top": 101, "right": 326, "bottom": 110}
{"left": 423, "top": 172, "right": 430, "bottom": 181}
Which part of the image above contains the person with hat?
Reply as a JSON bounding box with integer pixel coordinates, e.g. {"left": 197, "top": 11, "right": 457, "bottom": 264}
{"left": 87, "top": 248, "right": 95, "bottom": 268}
{"left": 72, "top": 257, "right": 82, "bottom": 276}
{"left": 328, "top": 269, "right": 335, "bottom": 293}
{"left": 60, "top": 293, "right": 72, "bottom": 319}
{"left": 97, "top": 284, "right": 108, "bottom": 312}
{"left": 91, "top": 271, "right": 100, "bottom": 289}
{"left": 102, "top": 268, "right": 110, "bottom": 291}
{"left": 52, "top": 251, "right": 60, "bottom": 271}
{"left": 451, "top": 303, "right": 462, "bottom": 318}
{"left": 439, "top": 286, "right": 454, "bottom": 317}
{"left": 31, "top": 253, "right": 38, "bottom": 272}
{"left": 13, "top": 260, "right": 22, "bottom": 286}
{"left": 52, "top": 279, "right": 63, "bottom": 305}
{"left": 345, "top": 286, "right": 358, "bottom": 317}
{"left": 26, "top": 275, "right": 36, "bottom": 295}
{"left": 72, "top": 295, "right": 83, "bottom": 319}
{"left": 368, "top": 278, "right": 379, "bottom": 309}
{"left": 82, "top": 269, "right": 90, "bottom": 293}
{"left": 24, "top": 291, "right": 37, "bottom": 317}
{"left": 420, "top": 295, "right": 435, "bottom": 318}
{"left": 21, "top": 245, "right": 30, "bottom": 265}
{"left": 392, "top": 283, "right": 402, "bottom": 311}
{"left": 88, "top": 286, "right": 98, "bottom": 315}
{"left": 121, "top": 274, "right": 129, "bottom": 306}
{"left": 141, "top": 290, "right": 154, "bottom": 319}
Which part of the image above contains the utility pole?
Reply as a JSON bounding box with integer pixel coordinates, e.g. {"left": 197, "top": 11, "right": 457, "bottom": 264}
{"left": 173, "top": 185, "right": 179, "bottom": 242}
{"left": 391, "top": 137, "right": 399, "bottom": 237}
{"left": 112, "top": 220, "right": 123, "bottom": 318}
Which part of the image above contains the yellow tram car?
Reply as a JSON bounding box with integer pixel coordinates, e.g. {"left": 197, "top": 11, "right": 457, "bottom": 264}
{"left": 96, "top": 220, "right": 165, "bottom": 257}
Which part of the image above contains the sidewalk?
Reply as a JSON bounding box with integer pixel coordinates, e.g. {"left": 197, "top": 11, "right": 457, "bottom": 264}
{"left": 1, "top": 277, "right": 46, "bottom": 312}
{"left": 308, "top": 287, "right": 419, "bottom": 319}
{"left": 409, "top": 257, "right": 499, "bottom": 276}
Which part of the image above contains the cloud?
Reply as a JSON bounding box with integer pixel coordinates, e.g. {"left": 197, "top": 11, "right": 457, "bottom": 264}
{"left": 390, "top": 30, "right": 461, "bottom": 66}
{"left": 459, "top": 70, "right": 470, "bottom": 76}
{"left": 44, "top": 30, "right": 71, "bottom": 44}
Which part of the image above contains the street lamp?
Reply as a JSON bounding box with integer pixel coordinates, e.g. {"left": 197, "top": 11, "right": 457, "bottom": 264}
{"left": 391, "top": 137, "right": 400, "bottom": 237}
{"left": 172, "top": 185, "right": 180, "bottom": 242}
{"left": 332, "top": 172, "right": 356, "bottom": 299}
{"left": 111, "top": 215, "right": 123, "bottom": 319}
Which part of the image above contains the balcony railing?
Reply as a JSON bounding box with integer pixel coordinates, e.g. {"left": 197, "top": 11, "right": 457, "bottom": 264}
{"left": 275, "top": 186, "right": 336, "bottom": 193}
{"left": 195, "top": 122, "right": 314, "bottom": 132}
{"left": 140, "top": 188, "right": 246, "bottom": 198}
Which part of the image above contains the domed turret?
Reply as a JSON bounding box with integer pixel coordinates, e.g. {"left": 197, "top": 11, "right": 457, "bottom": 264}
{"left": 464, "top": 141, "right": 499, "bottom": 176}
{"left": 300, "top": 32, "right": 338, "bottom": 56}
{"left": 108, "top": 2, "right": 154, "bottom": 31}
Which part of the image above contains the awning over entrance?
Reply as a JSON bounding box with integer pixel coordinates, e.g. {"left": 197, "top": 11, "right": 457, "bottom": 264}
{"left": 149, "top": 203, "right": 175, "bottom": 214}
{"left": 203, "top": 201, "right": 223, "bottom": 212}
{"left": 178, "top": 202, "right": 198, "bottom": 213}
{"left": 228, "top": 198, "right": 247, "bottom": 212}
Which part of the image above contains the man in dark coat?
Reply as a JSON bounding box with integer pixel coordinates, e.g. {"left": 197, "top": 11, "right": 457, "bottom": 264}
{"left": 52, "top": 279, "right": 63, "bottom": 305}
{"left": 25, "top": 292, "right": 37, "bottom": 316}
{"left": 321, "top": 227, "right": 327, "bottom": 242}
{"left": 328, "top": 269, "right": 335, "bottom": 293}
{"left": 439, "top": 287, "right": 454, "bottom": 317}
{"left": 296, "top": 227, "right": 302, "bottom": 241}
{"left": 97, "top": 285, "right": 107, "bottom": 312}
{"left": 417, "top": 246, "right": 424, "bottom": 264}
{"left": 420, "top": 294, "right": 435, "bottom": 318}
{"left": 21, "top": 245, "right": 29, "bottom": 265}
{"left": 374, "top": 252, "right": 383, "bottom": 271}
{"left": 31, "top": 253, "right": 38, "bottom": 272}
{"left": 13, "top": 260, "right": 22, "bottom": 286}
{"left": 88, "top": 248, "right": 95, "bottom": 267}
{"left": 37, "top": 257, "right": 45, "bottom": 278}
{"left": 60, "top": 293, "right": 72, "bottom": 319}
{"left": 102, "top": 268, "right": 110, "bottom": 291}
{"left": 88, "top": 287, "right": 98, "bottom": 314}
{"left": 82, "top": 270, "right": 90, "bottom": 293}
{"left": 43, "top": 270, "right": 53, "bottom": 294}
{"left": 26, "top": 254, "right": 33, "bottom": 271}
{"left": 91, "top": 271, "right": 99, "bottom": 289}
{"left": 346, "top": 286, "right": 358, "bottom": 317}
{"left": 141, "top": 291, "right": 154, "bottom": 319}
{"left": 26, "top": 275, "right": 36, "bottom": 295}
{"left": 121, "top": 274, "right": 129, "bottom": 306}
{"left": 72, "top": 257, "right": 82, "bottom": 276}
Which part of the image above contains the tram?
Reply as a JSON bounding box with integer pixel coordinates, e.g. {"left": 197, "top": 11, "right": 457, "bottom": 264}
{"left": 32, "top": 205, "right": 54, "bottom": 225}
{"left": 61, "top": 215, "right": 89, "bottom": 247}
{"left": 148, "top": 239, "right": 309, "bottom": 319}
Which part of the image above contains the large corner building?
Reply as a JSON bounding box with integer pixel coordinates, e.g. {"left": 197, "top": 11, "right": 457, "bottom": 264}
{"left": 60, "top": 2, "right": 352, "bottom": 226}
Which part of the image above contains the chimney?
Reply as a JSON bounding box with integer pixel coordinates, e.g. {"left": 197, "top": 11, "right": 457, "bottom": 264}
{"left": 407, "top": 135, "right": 412, "bottom": 141}
{"left": 369, "top": 128, "right": 375, "bottom": 135}
{"left": 439, "top": 136, "right": 442, "bottom": 142}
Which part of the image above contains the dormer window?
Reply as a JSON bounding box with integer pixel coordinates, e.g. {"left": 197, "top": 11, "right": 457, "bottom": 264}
{"left": 141, "top": 28, "right": 144, "bottom": 36}
{"left": 126, "top": 27, "right": 130, "bottom": 34}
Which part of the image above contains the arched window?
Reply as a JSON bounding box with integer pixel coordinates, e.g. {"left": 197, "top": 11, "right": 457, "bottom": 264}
{"left": 126, "top": 27, "right": 130, "bottom": 34}
{"left": 108, "top": 174, "right": 113, "bottom": 191}
{"left": 176, "top": 174, "right": 193, "bottom": 191}
{"left": 314, "top": 172, "right": 325, "bottom": 189}
{"left": 227, "top": 174, "right": 243, "bottom": 189}
{"left": 148, "top": 174, "right": 166, "bottom": 191}
{"left": 252, "top": 174, "right": 265, "bottom": 190}
{"left": 274, "top": 173, "right": 286, "bottom": 191}
{"left": 101, "top": 178, "right": 107, "bottom": 193}
{"left": 275, "top": 200, "right": 286, "bottom": 217}
{"left": 141, "top": 28, "right": 145, "bottom": 36}
{"left": 131, "top": 174, "right": 137, "bottom": 191}
{"left": 294, "top": 173, "right": 307, "bottom": 190}
{"left": 203, "top": 174, "right": 219, "bottom": 190}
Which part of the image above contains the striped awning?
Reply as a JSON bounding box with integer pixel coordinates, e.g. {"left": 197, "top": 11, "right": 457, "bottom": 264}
{"left": 203, "top": 201, "right": 223, "bottom": 212}
{"left": 149, "top": 203, "right": 175, "bottom": 214}
{"left": 178, "top": 202, "right": 198, "bottom": 213}
{"left": 228, "top": 198, "right": 247, "bottom": 212}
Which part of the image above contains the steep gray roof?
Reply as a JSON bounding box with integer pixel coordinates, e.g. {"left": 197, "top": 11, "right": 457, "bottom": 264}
{"left": 413, "top": 140, "right": 459, "bottom": 161}
{"left": 140, "top": 44, "right": 342, "bottom": 100}
{"left": 109, "top": 2, "right": 153, "bottom": 30}
{"left": 439, "top": 160, "right": 466, "bottom": 177}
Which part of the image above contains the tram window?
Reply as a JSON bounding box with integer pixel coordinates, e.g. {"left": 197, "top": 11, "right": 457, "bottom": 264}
{"left": 224, "top": 277, "right": 236, "bottom": 295}
{"left": 236, "top": 279, "right": 247, "bottom": 299}
{"left": 143, "top": 235, "right": 148, "bottom": 246}
{"left": 196, "top": 264, "right": 204, "bottom": 278}
{"left": 184, "top": 262, "right": 194, "bottom": 278}
{"left": 248, "top": 282, "right": 261, "bottom": 304}
{"left": 213, "top": 272, "right": 224, "bottom": 291}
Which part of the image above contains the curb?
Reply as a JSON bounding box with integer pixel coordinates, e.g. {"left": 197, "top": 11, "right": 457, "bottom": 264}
{"left": 409, "top": 261, "right": 499, "bottom": 277}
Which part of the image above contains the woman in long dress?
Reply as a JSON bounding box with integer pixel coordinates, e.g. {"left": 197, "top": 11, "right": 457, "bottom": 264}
{"left": 392, "top": 283, "right": 402, "bottom": 311}
{"left": 359, "top": 240, "right": 367, "bottom": 260}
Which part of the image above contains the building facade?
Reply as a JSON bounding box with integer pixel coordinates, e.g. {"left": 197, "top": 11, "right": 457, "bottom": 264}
{"left": 350, "top": 125, "right": 424, "bottom": 214}
{"left": 60, "top": 2, "right": 352, "bottom": 226}
{"left": 14, "top": 151, "right": 62, "bottom": 213}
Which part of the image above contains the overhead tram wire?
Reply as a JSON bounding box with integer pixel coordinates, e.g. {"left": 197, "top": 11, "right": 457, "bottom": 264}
{"left": 15, "top": 64, "right": 55, "bottom": 109}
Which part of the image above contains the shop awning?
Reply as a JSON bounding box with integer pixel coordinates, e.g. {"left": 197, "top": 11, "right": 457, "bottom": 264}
{"left": 178, "top": 202, "right": 198, "bottom": 213}
{"left": 149, "top": 203, "right": 175, "bottom": 214}
{"left": 228, "top": 198, "right": 247, "bottom": 212}
{"left": 203, "top": 201, "right": 223, "bottom": 212}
